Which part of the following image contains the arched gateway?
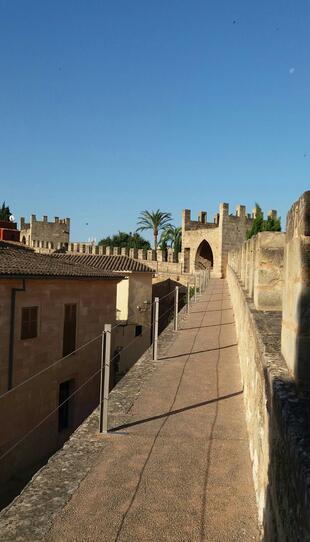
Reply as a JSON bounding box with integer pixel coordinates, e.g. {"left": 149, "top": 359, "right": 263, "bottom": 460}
{"left": 182, "top": 203, "right": 257, "bottom": 277}
{"left": 195, "top": 240, "right": 213, "bottom": 270}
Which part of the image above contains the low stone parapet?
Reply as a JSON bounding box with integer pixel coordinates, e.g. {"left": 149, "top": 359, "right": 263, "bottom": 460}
{"left": 281, "top": 191, "right": 310, "bottom": 386}
{"left": 228, "top": 231, "right": 285, "bottom": 311}
{"left": 227, "top": 264, "right": 310, "bottom": 541}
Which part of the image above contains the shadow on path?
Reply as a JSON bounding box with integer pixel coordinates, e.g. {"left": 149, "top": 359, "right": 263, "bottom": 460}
{"left": 159, "top": 343, "right": 238, "bottom": 361}
{"left": 111, "top": 390, "right": 243, "bottom": 432}
{"left": 180, "top": 322, "right": 235, "bottom": 331}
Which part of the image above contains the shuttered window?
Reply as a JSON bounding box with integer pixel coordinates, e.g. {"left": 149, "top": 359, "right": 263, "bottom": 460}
{"left": 58, "top": 379, "right": 74, "bottom": 432}
{"left": 63, "top": 304, "right": 77, "bottom": 356}
{"left": 21, "top": 306, "right": 38, "bottom": 340}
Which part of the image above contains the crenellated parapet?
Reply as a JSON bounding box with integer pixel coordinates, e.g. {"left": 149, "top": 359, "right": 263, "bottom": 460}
{"left": 68, "top": 243, "right": 183, "bottom": 264}
{"left": 182, "top": 202, "right": 257, "bottom": 233}
{"left": 20, "top": 214, "right": 70, "bottom": 251}
{"left": 227, "top": 191, "right": 310, "bottom": 388}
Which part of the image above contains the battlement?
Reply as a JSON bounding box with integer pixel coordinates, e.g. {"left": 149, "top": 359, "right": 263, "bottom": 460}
{"left": 20, "top": 214, "right": 70, "bottom": 250}
{"left": 68, "top": 243, "right": 182, "bottom": 264}
{"left": 182, "top": 202, "right": 265, "bottom": 232}
{"left": 182, "top": 203, "right": 279, "bottom": 233}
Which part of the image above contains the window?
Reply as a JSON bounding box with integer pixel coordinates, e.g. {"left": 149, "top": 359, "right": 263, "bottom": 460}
{"left": 21, "top": 306, "right": 38, "bottom": 340}
{"left": 63, "top": 304, "right": 77, "bottom": 356}
{"left": 135, "top": 325, "right": 142, "bottom": 337}
{"left": 58, "top": 379, "right": 74, "bottom": 432}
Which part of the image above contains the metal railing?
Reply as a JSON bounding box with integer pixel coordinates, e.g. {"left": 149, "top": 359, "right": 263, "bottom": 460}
{"left": 99, "top": 267, "right": 210, "bottom": 432}
{"left": 0, "top": 269, "right": 210, "bottom": 465}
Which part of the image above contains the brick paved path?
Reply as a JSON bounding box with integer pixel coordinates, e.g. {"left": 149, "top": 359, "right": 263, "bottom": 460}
{"left": 46, "top": 279, "right": 259, "bottom": 542}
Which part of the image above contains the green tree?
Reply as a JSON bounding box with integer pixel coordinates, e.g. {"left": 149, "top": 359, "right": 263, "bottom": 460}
{"left": 98, "top": 231, "right": 150, "bottom": 250}
{"left": 137, "top": 210, "right": 172, "bottom": 250}
{"left": 0, "top": 202, "right": 11, "bottom": 221}
{"left": 246, "top": 203, "right": 281, "bottom": 239}
{"left": 159, "top": 225, "right": 182, "bottom": 253}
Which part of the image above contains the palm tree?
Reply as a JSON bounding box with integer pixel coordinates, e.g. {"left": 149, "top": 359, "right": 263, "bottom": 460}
{"left": 160, "top": 225, "right": 182, "bottom": 253}
{"left": 137, "top": 210, "right": 172, "bottom": 250}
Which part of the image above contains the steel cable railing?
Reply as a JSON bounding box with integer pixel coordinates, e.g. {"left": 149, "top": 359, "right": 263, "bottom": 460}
{"left": 0, "top": 321, "right": 153, "bottom": 462}
{"left": 0, "top": 269, "right": 210, "bottom": 463}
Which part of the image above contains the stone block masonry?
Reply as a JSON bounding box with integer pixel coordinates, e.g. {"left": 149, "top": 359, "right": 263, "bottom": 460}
{"left": 225, "top": 191, "right": 310, "bottom": 539}
{"left": 181, "top": 202, "right": 258, "bottom": 277}
{"left": 281, "top": 191, "right": 310, "bottom": 387}
{"left": 20, "top": 215, "right": 70, "bottom": 251}
{"left": 229, "top": 191, "right": 310, "bottom": 388}
{"left": 227, "top": 264, "right": 310, "bottom": 541}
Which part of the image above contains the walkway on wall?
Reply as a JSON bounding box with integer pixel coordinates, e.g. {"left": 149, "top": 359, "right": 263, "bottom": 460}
{"left": 45, "top": 279, "right": 259, "bottom": 542}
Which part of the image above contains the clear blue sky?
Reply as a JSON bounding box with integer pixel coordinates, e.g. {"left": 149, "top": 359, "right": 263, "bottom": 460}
{"left": 0, "top": 1, "right": 309, "bottom": 242}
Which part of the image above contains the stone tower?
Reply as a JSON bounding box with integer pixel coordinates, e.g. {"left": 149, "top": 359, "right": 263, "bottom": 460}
{"left": 20, "top": 215, "right": 70, "bottom": 252}
{"left": 181, "top": 203, "right": 273, "bottom": 277}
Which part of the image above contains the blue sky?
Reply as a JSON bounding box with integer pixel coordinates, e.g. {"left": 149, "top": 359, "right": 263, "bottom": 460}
{"left": 0, "top": 1, "right": 309, "bottom": 242}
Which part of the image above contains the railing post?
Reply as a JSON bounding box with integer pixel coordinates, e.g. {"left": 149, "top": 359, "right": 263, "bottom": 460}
{"left": 99, "top": 330, "right": 105, "bottom": 433}
{"left": 102, "top": 323, "right": 111, "bottom": 433}
{"left": 174, "top": 286, "right": 179, "bottom": 331}
{"left": 153, "top": 297, "right": 159, "bottom": 361}
{"left": 187, "top": 281, "right": 190, "bottom": 314}
{"left": 194, "top": 274, "right": 197, "bottom": 302}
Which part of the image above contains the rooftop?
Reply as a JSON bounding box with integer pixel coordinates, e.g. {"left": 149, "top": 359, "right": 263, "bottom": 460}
{"left": 52, "top": 253, "right": 153, "bottom": 273}
{"left": 0, "top": 241, "right": 123, "bottom": 280}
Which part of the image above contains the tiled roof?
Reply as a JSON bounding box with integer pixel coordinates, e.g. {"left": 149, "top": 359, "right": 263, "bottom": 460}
{"left": 52, "top": 253, "right": 153, "bottom": 273}
{"left": 0, "top": 242, "right": 123, "bottom": 280}
{"left": 0, "top": 239, "right": 34, "bottom": 251}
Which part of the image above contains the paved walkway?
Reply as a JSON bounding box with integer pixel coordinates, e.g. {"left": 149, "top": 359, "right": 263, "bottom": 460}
{"left": 45, "top": 279, "right": 259, "bottom": 542}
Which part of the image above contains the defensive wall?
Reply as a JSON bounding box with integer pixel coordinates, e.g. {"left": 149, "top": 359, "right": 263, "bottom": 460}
{"left": 65, "top": 244, "right": 211, "bottom": 289}
{"left": 20, "top": 215, "right": 70, "bottom": 251}
{"left": 227, "top": 191, "right": 310, "bottom": 541}
{"left": 181, "top": 202, "right": 274, "bottom": 277}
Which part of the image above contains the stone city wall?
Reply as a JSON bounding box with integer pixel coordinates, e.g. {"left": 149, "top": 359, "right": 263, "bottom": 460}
{"left": 281, "top": 191, "right": 310, "bottom": 387}
{"left": 228, "top": 231, "right": 285, "bottom": 311}
{"left": 227, "top": 264, "right": 310, "bottom": 541}
{"left": 20, "top": 215, "right": 70, "bottom": 251}
{"left": 226, "top": 191, "right": 310, "bottom": 540}
{"left": 66, "top": 244, "right": 184, "bottom": 274}
{"left": 181, "top": 203, "right": 262, "bottom": 277}
{"left": 229, "top": 191, "right": 310, "bottom": 386}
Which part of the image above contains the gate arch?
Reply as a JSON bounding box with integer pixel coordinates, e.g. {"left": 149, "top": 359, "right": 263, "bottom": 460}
{"left": 195, "top": 240, "right": 214, "bottom": 270}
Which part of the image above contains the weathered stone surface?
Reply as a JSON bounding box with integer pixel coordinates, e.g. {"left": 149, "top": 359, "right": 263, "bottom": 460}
{"left": 227, "top": 264, "right": 310, "bottom": 541}
{"left": 281, "top": 191, "right": 310, "bottom": 386}
{"left": 181, "top": 202, "right": 255, "bottom": 277}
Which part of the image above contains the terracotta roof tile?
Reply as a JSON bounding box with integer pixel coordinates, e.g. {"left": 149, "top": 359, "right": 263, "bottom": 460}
{"left": 53, "top": 253, "right": 153, "bottom": 273}
{"left": 0, "top": 242, "right": 123, "bottom": 280}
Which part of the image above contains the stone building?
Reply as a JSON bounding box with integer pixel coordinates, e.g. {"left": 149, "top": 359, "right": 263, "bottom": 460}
{"left": 20, "top": 215, "right": 70, "bottom": 252}
{"left": 181, "top": 203, "right": 278, "bottom": 277}
{"left": 0, "top": 241, "right": 123, "bottom": 500}
{"left": 53, "top": 253, "right": 154, "bottom": 382}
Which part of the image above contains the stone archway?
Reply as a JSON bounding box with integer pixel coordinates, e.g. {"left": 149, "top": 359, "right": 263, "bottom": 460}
{"left": 21, "top": 236, "right": 26, "bottom": 245}
{"left": 195, "top": 240, "right": 214, "bottom": 270}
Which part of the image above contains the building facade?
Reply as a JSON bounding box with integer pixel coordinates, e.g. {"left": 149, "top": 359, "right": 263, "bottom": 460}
{"left": 20, "top": 215, "right": 70, "bottom": 252}
{"left": 0, "top": 241, "right": 122, "bottom": 499}
{"left": 53, "top": 253, "right": 154, "bottom": 383}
